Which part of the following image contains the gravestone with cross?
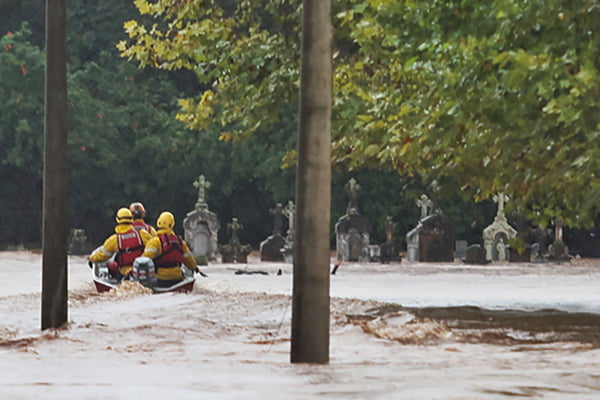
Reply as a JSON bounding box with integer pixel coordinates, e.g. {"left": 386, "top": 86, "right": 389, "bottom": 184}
{"left": 406, "top": 194, "right": 437, "bottom": 262}
{"left": 183, "top": 174, "right": 220, "bottom": 261}
{"left": 259, "top": 203, "right": 286, "bottom": 261}
{"left": 219, "top": 217, "right": 252, "bottom": 263}
{"left": 379, "top": 216, "right": 401, "bottom": 263}
{"left": 482, "top": 192, "right": 517, "bottom": 262}
{"left": 335, "top": 178, "right": 372, "bottom": 262}
{"left": 547, "top": 218, "right": 570, "bottom": 262}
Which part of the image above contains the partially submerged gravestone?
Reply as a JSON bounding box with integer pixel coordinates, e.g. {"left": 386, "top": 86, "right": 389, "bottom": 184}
{"left": 68, "top": 228, "right": 93, "bottom": 255}
{"left": 380, "top": 216, "right": 401, "bottom": 263}
{"left": 455, "top": 240, "right": 468, "bottom": 261}
{"left": 416, "top": 214, "right": 456, "bottom": 262}
{"left": 183, "top": 174, "right": 220, "bottom": 262}
{"left": 259, "top": 203, "right": 285, "bottom": 261}
{"left": 547, "top": 218, "right": 570, "bottom": 262}
{"left": 463, "top": 244, "right": 488, "bottom": 264}
{"left": 219, "top": 217, "right": 252, "bottom": 263}
{"left": 483, "top": 193, "right": 517, "bottom": 262}
{"left": 335, "top": 178, "right": 372, "bottom": 262}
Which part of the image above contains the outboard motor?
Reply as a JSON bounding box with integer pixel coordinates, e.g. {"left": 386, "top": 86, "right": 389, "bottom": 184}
{"left": 132, "top": 257, "right": 156, "bottom": 288}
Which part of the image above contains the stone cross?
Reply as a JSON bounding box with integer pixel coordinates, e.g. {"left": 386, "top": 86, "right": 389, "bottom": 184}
{"left": 283, "top": 200, "right": 296, "bottom": 235}
{"left": 384, "top": 216, "right": 396, "bottom": 244}
{"left": 193, "top": 174, "right": 211, "bottom": 209}
{"left": 416, "top": 194, "right": 433, "bottom": 220}
{"left": 270, "top": 203, "right": 284, "bottom": 236}
{"left": 227, "top": 217, "right": 242, "bottom": 245}
{"left": 345, "top": 178, "right": 361, "bottom": 214}
{"left": 492, "top": 192, "right": 509, "bottom": 219}
{"left": 554, "top": 218, "right": 565, "bottom": 242}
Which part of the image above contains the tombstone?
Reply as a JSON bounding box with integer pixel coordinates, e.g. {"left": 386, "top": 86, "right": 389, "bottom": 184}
{"left": 183, "top": 174, "right": 220, "bottom": 261}
{"left": 417, "top": 214, "right": 456, "bottom": 262}
{"left": 380, "top": 216, "right": 401, "bottom": 263}
{"left": 68, "top": 228, "right": 93, "bottom": 255}
{"left": 219, "top": 217, "right": 252, "bottom": 263}
{"left": 483, "top": 192, "right": 517, "bottom": 262}
{"left": 530, "top": 243, "right": 543, "bottom": 263}
{"left": 260, "top": 203, "right": 285, "bottom": 261}
{"left": 463, "top": 244, "right": 488, "bottom": 264}
{"left": 455, "top": 240, "right": 468, "bottom": 261}
{"left": 335, "top": 178, "right": 372, "bottom": 262}
{"left": 280, "top": 200, "right": 295, "bottom": 263}
{"left": 547, "top": 218, "right": 570, "bottom": 262}
{"left": 406, "top": 194, "right": 434, "bottom": 262}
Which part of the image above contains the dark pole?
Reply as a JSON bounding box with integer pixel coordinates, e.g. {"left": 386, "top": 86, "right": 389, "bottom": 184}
{"left": 291, "top": 0, "right": 332, "bottom": 364}
{"left": 41, "top": 0, "right": 68, "bottom": 330}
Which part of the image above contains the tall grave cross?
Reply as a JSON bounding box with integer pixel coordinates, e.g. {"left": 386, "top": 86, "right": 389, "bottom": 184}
{"left": 345, "top": 178, "right": 361, "bottom": 214}
{"left": 492, "top": 192, "right": 509, "bottom": 220}
{"left": 270, "top": 203, "right": 284, "bottom": 236}
{"left": 416, "top": 194, "right": 433, "bottom": 220}
{"left": 554, "top": 217, "right": 565, "bottom": 242}
{"left": 283, "top": 200, "right": 296, "bottom": 237}
{"left": 384, "top": 216, "right": 396, "bottom": 244}
{"left": 193, "top": 174, "right": 211, "bottom": 209}
{"left": 227, "top": 217, "right": 242, "bottom": 245}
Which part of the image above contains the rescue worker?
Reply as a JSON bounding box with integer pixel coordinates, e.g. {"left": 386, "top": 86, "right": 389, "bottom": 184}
{"left": 140, "top": 211, "right": 206, "bottom": 287}
{"left": 129, "top": 201, "right": 157, "bottom": 236}
{"left": 89, "top": 207, "right": 152, "bottom": 279}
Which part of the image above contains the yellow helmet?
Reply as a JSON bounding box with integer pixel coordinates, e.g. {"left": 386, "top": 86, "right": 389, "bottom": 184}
{"left": 156, "top": 211, "right": 175, "bottom": 230}
{"left": 129, "top": 202, "right": 146, "bottom": 218}
{"left": 115, "top": 207, "right": 133, "bottom": 224}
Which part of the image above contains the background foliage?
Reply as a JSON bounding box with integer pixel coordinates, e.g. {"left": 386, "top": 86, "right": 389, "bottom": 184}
{"left": 1, "top": 0, "right": 597, "bottom": 254}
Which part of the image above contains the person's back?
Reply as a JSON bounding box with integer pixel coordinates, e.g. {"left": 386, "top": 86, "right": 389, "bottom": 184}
{"left": 89, "top": 207, "right": 152, "bottom": 279}
{"left": 141, "top": 211, "right": 199, "bottom": 287}
{"left": 129, "top": 201, "right": 157, "bottom": 236}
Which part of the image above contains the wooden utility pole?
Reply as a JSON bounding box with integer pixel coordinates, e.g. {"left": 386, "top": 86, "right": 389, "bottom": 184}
{"left": 41, "top": 0, "right": 68, "bottom": 330}
{"left": 291, "top": 0, "right": 332, "bottom": 364}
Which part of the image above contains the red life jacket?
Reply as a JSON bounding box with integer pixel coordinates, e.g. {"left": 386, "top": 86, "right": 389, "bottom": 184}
{"left": 154, "top": 233, "right": 184, "bottom": 269}
{"left": 115, "top": 229, "right": 145, "bottom": 267}
{"left": 132, "top": 219, "right": 152, "bottom": 233}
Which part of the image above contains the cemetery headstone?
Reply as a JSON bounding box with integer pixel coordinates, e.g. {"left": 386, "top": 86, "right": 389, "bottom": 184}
{"left": 483, "top": 192, "right": 517, "bottom": 262}
{"left": 219, "top": 217, "right": 252, "bottom": 263}
{"left": 418, "top": 214, "right": 456, "bottom": 262}
{"left": 463, "top": 244, "right": 488, "bottom": 264}
{"left": 260, "top": 203, "right": 285, "bottom": 261}
{"left": 183, "top": 174, "right": 220, "bottom": 262}
{"left": 380, "top": 216, "right": 401, "bottom": 263}
{"left": 547, "top": 218, "right": 570, "bottom": 262}
{"left": 455, "top": 240, "right": 468, "bottom": 261}
{"left": 335, "top": 178, "right": 372, "bottom": 262}
{"left": 68, "top": 228, "right": 93, "bottom": 255}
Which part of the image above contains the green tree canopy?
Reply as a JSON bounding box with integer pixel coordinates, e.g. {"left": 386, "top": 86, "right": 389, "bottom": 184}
{"left": 118, "top": 0, "right": 600, "bottom": 227}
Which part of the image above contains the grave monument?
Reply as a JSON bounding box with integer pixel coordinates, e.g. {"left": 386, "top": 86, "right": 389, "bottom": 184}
{"left": 183, "top": 174, "right": 220, "bottom": 262}
{"left": 547, "top": 218, "right": 570, "bottom": 262}
{"left": 335, "top": 178, "right": 372, "bottom": 262}
{"left": 259, "top": 203, "right": 285, "bottom": 261}
{"left": 406, "top": 194, "right": 455, "bottom": 262}
{"left": 483, "top": 192, "right": 517, "bottom": 262}
{"left": 219, "top": 217, "right": 252, "bottom": 263}
{"left": 380, "top": 216, "right": 401, "bottom": 263}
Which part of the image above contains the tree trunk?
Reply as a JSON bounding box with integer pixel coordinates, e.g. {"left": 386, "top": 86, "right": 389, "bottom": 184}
{"left": 291, "top": 0, "right": 332, "bottom": 364}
